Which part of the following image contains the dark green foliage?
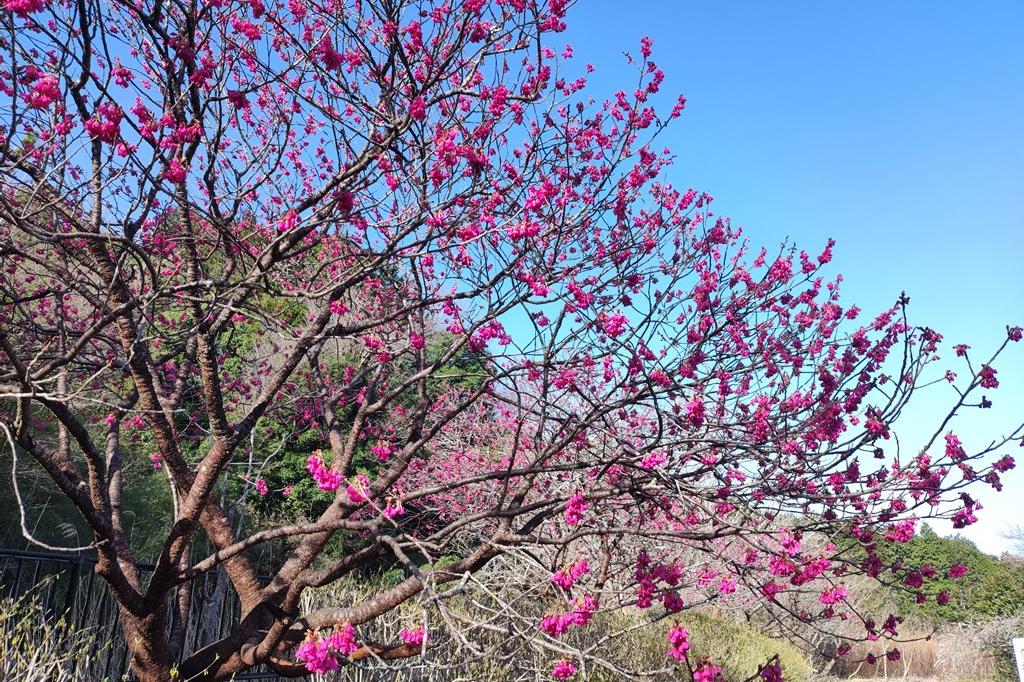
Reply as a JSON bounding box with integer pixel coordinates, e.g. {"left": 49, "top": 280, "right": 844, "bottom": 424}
{"left": 881, "top": 525, "right": 1024, "bottom": 622}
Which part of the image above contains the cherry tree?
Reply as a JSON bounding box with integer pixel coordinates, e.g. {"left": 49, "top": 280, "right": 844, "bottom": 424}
{"left": 0, "top": 0, "right": 1020, "bottom": 680}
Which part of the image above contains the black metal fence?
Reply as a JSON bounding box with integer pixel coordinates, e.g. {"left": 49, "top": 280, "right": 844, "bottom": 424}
{"left": 0, "top": 547, "right": 278, "bottom": 680}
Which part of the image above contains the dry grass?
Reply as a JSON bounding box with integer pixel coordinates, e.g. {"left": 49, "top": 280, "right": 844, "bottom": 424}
{"left": 0, "top": 582, "right": 116, "bottom": 682}
{"left": 827, "top": 615, "right": 1023, "bottom": 681}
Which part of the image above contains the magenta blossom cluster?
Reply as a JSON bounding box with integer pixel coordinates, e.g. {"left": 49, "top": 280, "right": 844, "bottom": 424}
{"left": 947, "top": 563, "right": 969, "bottom": 579}
{"left": 2, "top": 0, "right": 1020, "bottom": 677}
{"left": 551, "top": 658, "right": 577, "bottom": 679}
{"left": 399, "top": 627, "right": 427, "bottom": 647}
{"left": 23, "top": 75, "right": 61, "bottom": 109}
{"left": 551, "top": 559, "right": 590, "bottom": 590}
{"left": 383, "top": 496, "right": 405, "bottom": 518}
{"left": 819, "top": 585, "right": 848, "bottom": 606}
{"left": 371, "top": 441, "right": 395, "bottom": 462}
{"left": 307, "top": 451, "right": 343, "bottom": 491}
{"left": 540, "top": 594, "right": 598, "bottom": 637}
{"left": 667, "top": 623, "right": 690, "bottom": 661}
{"left": 346, "top": 474, "right": 370, "bottom": 504}
{"left": 693, "top": 662, "right": 724, "bottom": 682}
{"left": 4, "top": 0, "right": 44, "bottom": 16}
{"left": 635, "top": 552, "right": 685, "bottom": 611}
{"left": 83, "top": 103, "right": 123, "bottom": 144}
{"left": 563, "top": 492, "right": 588, "bottom": 525}
{"left": 295, "top": 624, "right": 358, "bottom": 674}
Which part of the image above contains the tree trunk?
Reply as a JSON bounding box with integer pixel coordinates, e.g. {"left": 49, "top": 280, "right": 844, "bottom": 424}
{"left": 120, "top": 604, "right": 175, "bottom": 682}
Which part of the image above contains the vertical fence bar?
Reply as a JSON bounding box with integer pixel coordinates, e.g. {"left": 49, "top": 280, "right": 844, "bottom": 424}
{"left": 62, "top": 557, "right": 81, "bottom": 614}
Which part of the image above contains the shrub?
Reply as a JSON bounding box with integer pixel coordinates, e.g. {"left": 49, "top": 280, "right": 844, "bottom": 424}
{"left": 0, "top": 585, "right": 113, "bottom": 682}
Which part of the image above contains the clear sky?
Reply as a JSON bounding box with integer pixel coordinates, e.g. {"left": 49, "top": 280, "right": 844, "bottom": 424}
{"left": 563, "top": 1, "right": 1023, "bottom": 554}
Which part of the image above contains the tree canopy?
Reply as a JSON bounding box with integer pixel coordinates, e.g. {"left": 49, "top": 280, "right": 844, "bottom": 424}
{"left": 0, "top": 0, "right": 1020, "bottom": 680}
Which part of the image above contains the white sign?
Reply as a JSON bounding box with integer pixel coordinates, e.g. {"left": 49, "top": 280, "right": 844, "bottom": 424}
{"left": 1014, "top": 637, "right": 1024, "bottom": 681}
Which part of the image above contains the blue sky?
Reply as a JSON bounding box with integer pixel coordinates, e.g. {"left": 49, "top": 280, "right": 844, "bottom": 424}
{"left": 563, "top": 1, "right": 1023, "bottom": 554}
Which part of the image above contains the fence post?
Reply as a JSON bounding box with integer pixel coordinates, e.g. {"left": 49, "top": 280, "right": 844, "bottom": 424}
{"left": 63, "top": 557, "right": 82, "bottom": 614}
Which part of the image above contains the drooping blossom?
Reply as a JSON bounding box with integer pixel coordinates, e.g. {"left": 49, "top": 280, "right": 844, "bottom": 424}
{"left": 978, "top": 365, "right": 999, "bottom": 389}
{"left": 276, "top": 209, "right": 299, "bottom": 232}
{"left": 564, "top": 492, "right": 588, "bottom": 525}
{"left": 164, "top": 158, "right": 188, "bottom": 183}
{"left": 551, "top": 659, "right": 577, "bottom": 679}
{"left": 945, "top": 433, "right": 966, "bottom": 460}
{"left": 667, "top": 623, "right": 689, "bottom": 661}
{"left": 409, "top": 96, "right": 427, "bottom": 120}
{"left": 685, "top": 396, "right": 705, "bottom": 427}
{"left": 307, "top": 451, "right": 343, "bottom": 491}
{"left": 599, "top": 312, "right": 629, "bottom": 337}
{"left": 993, "top": 455, "right": 1016, "bottom": 472}
{"left": 346, "top": 473, "right": 370, "bottom": 503}
{"left": 226, "top": 90, "right": 249, "bottom": 109}
{"left": 324, "top": 623, "right": 359, "bottom": 656}
{"left": 371, "top": 441, "right": 395, "bottom": 462}
{"left": 885, "top": 518, "right": 916, "bottom": 543}
{"left": 295, "top": 636, "right": 339, "bottom": 674}
{"left": 663, "top": 590, "right": 684, "bottom": 612}
{"left": 24, "top": 75, "right": 61, "bottom": 108}
{"left": 540, "top": 594, "right": 598, "bottom": 637}
{"left": 551, "top": 559, "right": 590, "bottom": 590}
{"left": 83, "top": 103, "right": 123, "bottom": 143}
{"left": 693, "top": 662, "right": 723, "bottom": 682}
{"left": 4, "top": 0, "right": 45, "bottom": 15}
{"left": 640, "top": 451, "right": 667, "bottom": 469}
{"left": 383, "top": 496, "right": 405, "bottom": 518}
{"left": 819, "top": 585, "right": 847, "bottom": 605}
{"left": 947, "top": 563, "right": 969, "bottom": 579}
{"left": 399, "top": 627, "right": 427, "bottom": 647}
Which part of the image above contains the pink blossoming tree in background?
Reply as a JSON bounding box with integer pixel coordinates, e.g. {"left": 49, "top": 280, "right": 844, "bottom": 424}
{"left": 0, "top": 0, "right": 1020, "bottom": 680}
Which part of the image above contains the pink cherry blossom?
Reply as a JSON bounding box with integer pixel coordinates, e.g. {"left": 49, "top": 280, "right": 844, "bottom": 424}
{"left": 4, "top": 0, "right": 44, "bottom": 15}
{"left": 551, "top": 659, "right": 577, "bottom": 679}
{"left": 667, "top": 623, "right": 689, "bottom": 661}
{"left": 947, "top": 563, "right": 969, "bottom": 579}
{"left": 399, "top": 627, "right": 427, "bottom": 647}
{"left": 564, "top": 493, "right": 588, "bottom": 525}
{"left": 295, "top": 637, "right": 339, "bottom": 674}
{"left": 694, "top": 662, "right": 723, "bottom": 682}
{"left": 307, "top": 452, "right": 343, "bottom": 491}
{"left": 24, "top": 75, "right": 60, "bottom": 108}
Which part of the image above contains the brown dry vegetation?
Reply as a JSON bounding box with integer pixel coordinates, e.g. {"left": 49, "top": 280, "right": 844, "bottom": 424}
{"left": 829, "top": 617, "right": 1023, "bottom": 681}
